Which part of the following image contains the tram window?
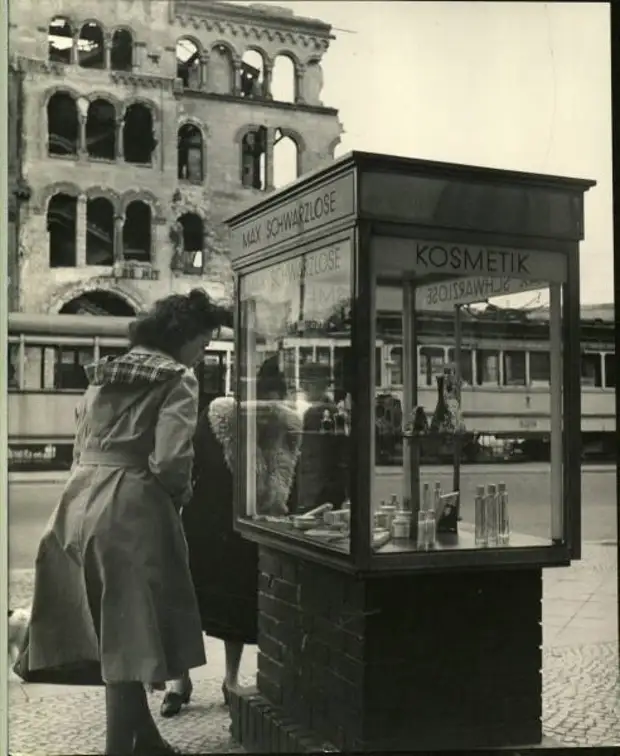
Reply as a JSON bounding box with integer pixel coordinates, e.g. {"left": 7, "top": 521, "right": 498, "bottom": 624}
{"left": 23, "top": 346, "right": 53, "bottom": 389}
{"left": 419, "top": 347, "right": 445, "bottom": 387}
{"left": 476, "top": 350, "right": 500, "bottom": 386}
{"left": 202, "top": 354, "right": 224, "bottom": 395}
{"left": 580, "top": 353, "right": 602, "bottom": 387}
{"left": 316, "top": 346, "right": 330, "bottom": 367}
{"left": 55, "top": 348, "right": 93, "bottom": 389}
{"left": 299, "top": 346, "right": 314, "bottom": 366}
{"left": 100, "top": 346, "right": 127, "bottom": 360}
{"left": 529, "top": 351, "right": 550, "bottom": 385}
{"left": 604, "top": 353, "right": 615, "bottom": 388}
{"left": 447, "top": 348, "right": 472, "bottom": 385}
{"left": 502, "top": 350, "right": 526, "bottom": 386}
{"left": 8, "top": 344, "right": 19, "bottom": 388}
{"left": 389, "top": 346, "right": 403, "bottom": 385}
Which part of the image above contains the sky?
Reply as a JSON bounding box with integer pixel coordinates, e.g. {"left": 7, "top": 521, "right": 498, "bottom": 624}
{"left": 230, "top": 1, "right": 613, "bottom": 304}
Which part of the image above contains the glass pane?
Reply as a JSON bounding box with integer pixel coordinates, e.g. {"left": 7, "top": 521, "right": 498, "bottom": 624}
{"left": 503, "top": 351, "right": 526, "bottom": 386}
{"left": 604, "top": 353, "right": 615, "bottom": 388}
{"left": 55, "top": 347, "right": 92, "bottom": 389}
{"left": 239, "top": 239, "right": 353, "bottom": 554}
{"left": 372, "top": 239, "right": 565, "bottom": 556}
{"left": 580, "top": 353, "right": 602, "bottom": 387}
{"left": 8, "top": 344, "right": 19, "bottom": 388}
{"left": 389, "top": 346, "right": 403, "bottom": 385}
{"left": 530, "top": 351, "right": 550, "bottom": 384}
{"left": 23, "top": 346, "right": 45, "bottom": 389}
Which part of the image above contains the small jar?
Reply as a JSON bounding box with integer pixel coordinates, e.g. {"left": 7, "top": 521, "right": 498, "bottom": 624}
{"left": 381, "top": 505, "right": 397, "bottom": 531}
{"left": 391, "top": 513, "right": 410, "bottom": 540}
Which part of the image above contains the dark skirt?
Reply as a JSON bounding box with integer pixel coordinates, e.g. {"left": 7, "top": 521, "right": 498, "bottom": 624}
{"left": 182, "top": 410, "right": 258, "bottom": 645}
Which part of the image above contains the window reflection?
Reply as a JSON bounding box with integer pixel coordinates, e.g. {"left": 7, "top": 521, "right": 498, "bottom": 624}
{"left": 238, "top": 239, "right": 353, "bottom": 553}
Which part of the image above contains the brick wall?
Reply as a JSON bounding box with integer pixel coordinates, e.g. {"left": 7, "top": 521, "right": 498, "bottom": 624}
{"left": 255, "top": 546, "right": 543, "bottom": 752}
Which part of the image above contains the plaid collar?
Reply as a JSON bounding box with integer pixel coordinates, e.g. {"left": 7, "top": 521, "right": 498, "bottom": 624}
{"left": 84, "top": 350, "right": 187, "bottom": 387}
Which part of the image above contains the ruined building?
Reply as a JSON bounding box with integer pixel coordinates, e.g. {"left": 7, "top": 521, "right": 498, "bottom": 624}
{"left": 9, "top": 0, "right": 342, "bottom": 315}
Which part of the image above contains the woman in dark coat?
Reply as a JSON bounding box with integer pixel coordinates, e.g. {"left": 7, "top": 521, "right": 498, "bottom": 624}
{"left": 14, "top": 290, "right": 227, "bottom": 755}
{"left": 161, "top": 358, "right": 301, "bottom": 716}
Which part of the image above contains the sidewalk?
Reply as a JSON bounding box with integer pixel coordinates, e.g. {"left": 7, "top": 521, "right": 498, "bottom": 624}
{"left": 7, "top": 543, "right": 619, "bottom": 754}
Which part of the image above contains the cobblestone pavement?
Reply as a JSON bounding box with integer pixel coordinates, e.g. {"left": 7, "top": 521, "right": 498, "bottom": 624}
{"left": 7, "top": 543, "right": 619, "bottom": 753}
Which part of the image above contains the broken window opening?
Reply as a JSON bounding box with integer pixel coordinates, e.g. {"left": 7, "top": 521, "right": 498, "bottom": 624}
{"left": 78, "top": 22, "right": 105, "bottom": 69}
{"left": 207, "top": 44, "right": 234, "bottom": 94}
{"left": 123, "top": 104, "right": 156, "bottom": 165}
{"left": 48, "top": 193, "right": 77, "bottom": 268}
{"left": 240, "top": 50, "right": 264, "bottom": 98}
{"left": 86, "top": 197, "right": 115, "bottom": 265}
{"left": 273, "top": 131, "right": 299, "bottom": 190}
{"left": 48, "top": 17, "right": 73, "bottom": 64}
{"left": 111, "top": 28, "right": 133, "bottom": 72}
{"left": 176, "top": 38, "right": 201, "bottom": 88}
{"left": 122, "top": 201, "right": 152, "bottom": 262}
{"left": 241, "top": 127, "right": 267, "bottom": 190}
{"left": 47, "top": 92, "right": 79, "bottom": 156}
{"left": 86, "top": 98, "right": 117, "bottom": 160}
{"left": 271, "top": 54, "right": 296, "bottom": 103}
{"left": 60, "top": 291, "right": 136, "bottom": 316}
{"left": 177, "top": 124, "right": 204, "bottom": 182}
{"left": 178, "top": 213, "right": 204, "bottom": 273}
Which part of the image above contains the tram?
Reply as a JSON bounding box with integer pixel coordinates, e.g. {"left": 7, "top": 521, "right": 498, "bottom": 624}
{"left": 7, "top": 305, "right": 616, "bottom": 469}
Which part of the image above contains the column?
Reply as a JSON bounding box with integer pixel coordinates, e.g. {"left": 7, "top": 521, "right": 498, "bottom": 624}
{"left": 78, "top": 114, "right": 88, "bottom": 161}
{"left": 295, "top": 63, "right": 306, "bottom": 104}
{"left": 114, "top": 215, "right": 124, "bottom": 265}
{"left": 262, "top": 59, "right": 273, "bottom": 99}
{"left": 71, "top": 33, "right": 79, "bottom": 65}
{"left": 200, "top": 52, "right": 210, "bottom": 91}
{"left": 104, "top": 34, "right": 112, "bottom": 69}
{"left": 76, "top": 194, "right": 87, "bottom": 267}
{"left": 265, "top": 128, "right": 275, "bottom": 191}
{"left": 115, "top": 115, "right": 124, "bottom": 162}
{"left": 232, "top": 56, "right": 242, "bottom": 96}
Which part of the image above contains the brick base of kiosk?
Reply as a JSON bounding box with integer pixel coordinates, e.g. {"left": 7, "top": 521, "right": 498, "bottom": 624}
{"left": 230, "top": 546, "right": 543, "bottom": 752}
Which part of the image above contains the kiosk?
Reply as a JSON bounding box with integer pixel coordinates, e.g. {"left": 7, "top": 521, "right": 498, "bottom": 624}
{"left": 225, "top": 152, "right": 595, "bottom": 752}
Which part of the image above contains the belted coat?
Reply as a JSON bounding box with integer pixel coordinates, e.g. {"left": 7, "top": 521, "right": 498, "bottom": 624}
{"left": 15, "top": 348, "right": 207, "bottom": 685}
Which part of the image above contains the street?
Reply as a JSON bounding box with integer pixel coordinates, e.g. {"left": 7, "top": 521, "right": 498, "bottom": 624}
{"left": 8, "top": 464, "right": 617, "bottom": 570}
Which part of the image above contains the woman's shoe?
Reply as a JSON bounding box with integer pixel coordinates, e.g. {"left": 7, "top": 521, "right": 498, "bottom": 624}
{"left": 159, "top": 679, "right": 193, "bottom": 718}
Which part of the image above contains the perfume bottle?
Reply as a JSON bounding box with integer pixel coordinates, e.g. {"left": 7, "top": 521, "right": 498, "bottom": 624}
{"left": 486, "top": 484, "right": 499, "bottom": 547}
{"left": 497, "top": 481, "right": 510, "bottom": 545}
{"left": 430, "top": 374, "right": 452, "bottom": 433}
{"left": 433, "top": 481, "right": 442, "bottom": 516}
{"left": 474, "top": 485, "right": 487, "bottom": 547}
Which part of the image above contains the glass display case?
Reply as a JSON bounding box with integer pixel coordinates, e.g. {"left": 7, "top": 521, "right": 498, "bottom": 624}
{"left": 226, "top": 151, "right": 595, "bottom": 573}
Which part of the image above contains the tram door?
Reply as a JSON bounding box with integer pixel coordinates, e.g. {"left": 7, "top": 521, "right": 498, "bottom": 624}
{"left": 195, "top": 352, "right": 227, "bottom": 415}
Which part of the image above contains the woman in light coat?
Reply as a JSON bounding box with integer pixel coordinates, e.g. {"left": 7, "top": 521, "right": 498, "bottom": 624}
{"left": 14, "top": 289, "right": 227, "bottom": 755}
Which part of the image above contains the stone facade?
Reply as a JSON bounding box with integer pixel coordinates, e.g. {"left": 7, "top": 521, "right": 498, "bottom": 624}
{"left": 10, "top": 0, "right": 342, "bottom": 314}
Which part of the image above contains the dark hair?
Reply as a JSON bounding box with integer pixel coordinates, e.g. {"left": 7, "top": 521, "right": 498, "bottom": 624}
{"left": 128, "top": 289, "right": 227, "bottom": 359}
{"left": 257, "top": 356, "right": 287, "bottom": 400}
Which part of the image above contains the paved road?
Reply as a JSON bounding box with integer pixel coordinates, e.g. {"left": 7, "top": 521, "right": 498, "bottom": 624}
{"left": 8, "top": 464, "right": 617, "bottom": 570}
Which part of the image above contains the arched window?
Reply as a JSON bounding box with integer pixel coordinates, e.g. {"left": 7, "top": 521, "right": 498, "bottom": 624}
{"left": 60, "top": 291, "right": 136, "bottom": 316}
{"left": 240, "top": 50, "right": 264, "bottom": 98}
{"left": 178, "top": 213, "right": 204, "bottom": 273}
{"left": 123, "top": 104, "right": 156, "bottom": 165}
{"left": 271, "top": 54, "right": 296, "bottom": 103}
{"left": 122, "top": 201, "right": 151, "bottom": 262}
{"left": 241, "top": 127, "right": 267, "bottom": 190}
{"left": 48, "top": 17, "right": 73, "bottom": 64}
{"left": 207, "top": 44, "right": 234, "bottom": 94}
{"left": 78, "top": 22, "right": 105, "bottom": 69}
{"left": 176, "top": 38, "right": 202, "bottom": 88}
{"left": 178, "top": 124, "right": 204, "bottom": 182}
{"left": 47, "top": 92, "right": 79, "bottom": 156}
{"left": 273, "top": 130, "right": 299, "bottom": 189}
{"left": 111, "top": 29, "right": 133, "bottom": 72}
{"left": 86, "top": 99, "right": 116, "bottom": 160}
{"left": 48, "top": 193, "right": 77, "bottom": 267}
{"left": 86, "top": 197, "right": 115, "bottom": 265}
